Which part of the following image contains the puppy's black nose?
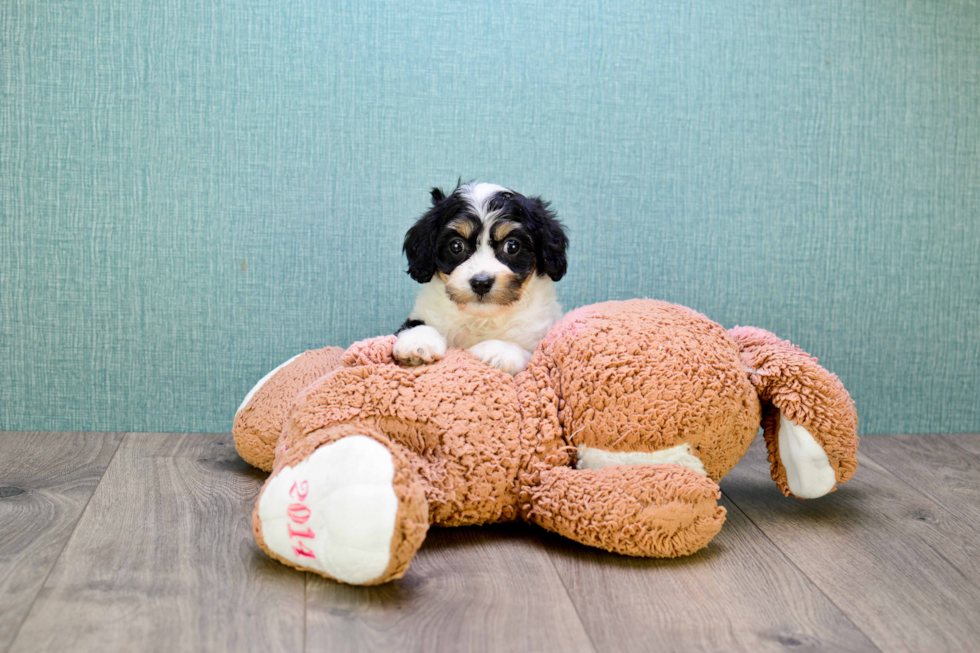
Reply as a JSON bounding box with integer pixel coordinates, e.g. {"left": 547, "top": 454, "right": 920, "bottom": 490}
{"left": 469, "top": 275, "right": 495, "bottom": 296}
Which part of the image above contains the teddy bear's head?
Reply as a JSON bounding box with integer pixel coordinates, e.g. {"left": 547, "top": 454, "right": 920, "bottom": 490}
{"left": 520, "top": 300, "right": 762, "bottom": 480}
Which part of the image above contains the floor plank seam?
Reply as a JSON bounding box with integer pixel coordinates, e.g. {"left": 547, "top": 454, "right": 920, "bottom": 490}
{"left": 857, "top": 448, "right": 980, "bottom": 541}
{"left": 718, "top": 489, "right": 884, "bottom": 653}
{"left": 938, "top": 433, "right": 980, "bottom": 461}
{"left": 3, "top": 432, "right": 129, "bottom": 653}
{"left": 539, "top": 537, "right": 601, "bottom": 653}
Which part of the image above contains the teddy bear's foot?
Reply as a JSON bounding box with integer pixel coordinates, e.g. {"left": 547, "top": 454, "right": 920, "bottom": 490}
{"left": 253, "top": 434, "right": 427, "bottom": 584}
{"left": 525, "top": 464, "right": 726, "bottom": 558}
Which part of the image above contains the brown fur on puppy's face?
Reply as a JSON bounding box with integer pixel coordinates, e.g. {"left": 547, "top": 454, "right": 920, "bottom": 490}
{"left": 442, "top": 218, "right": 536, "bottom": 307}
{"left": 402, "top": 183, "right": 567, "bottom": 309}
{"left": 443, "top": 268, "right": 535, "bottom": 307}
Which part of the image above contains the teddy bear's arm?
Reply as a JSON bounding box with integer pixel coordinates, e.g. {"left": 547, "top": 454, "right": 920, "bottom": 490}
{"left": 523, "top": 464, "right": 726, "bottom": 557}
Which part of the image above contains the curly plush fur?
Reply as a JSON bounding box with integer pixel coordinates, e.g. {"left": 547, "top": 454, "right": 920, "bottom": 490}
{"left": 234, "top": 299, "right": 858, "bottom": 585}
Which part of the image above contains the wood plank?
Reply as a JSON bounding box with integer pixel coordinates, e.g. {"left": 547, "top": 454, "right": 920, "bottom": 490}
{"left": 859, "top": 434, "right": 980, "bottom": 534}
{"left": 9, "top": 433, "right": 305, "bottom": 653}
{"left": 942, "top": 433, "right": 980, "bottom": 457}
{"left": 722, "top": 438, "right": 980, "bottom": 653}
{"left": 543, "top": 492, "right": 877, "bottom": 653}
{"left": 0, "top": 432, "right": 123, "bottom": 652}
{"left": 305, "top": 523, "right": 596, "bottom": 653}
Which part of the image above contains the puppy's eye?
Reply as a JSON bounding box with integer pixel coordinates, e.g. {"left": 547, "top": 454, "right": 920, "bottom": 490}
{"left": 504, "top": 239, "right": 521, "bottom": 255}
{"left": 449, "top": 239, "right": 465, "bottom": 255}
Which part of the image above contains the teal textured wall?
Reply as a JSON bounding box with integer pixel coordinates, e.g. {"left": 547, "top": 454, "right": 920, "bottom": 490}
{"left": 2, "top": 1, "right": 978, "bottom": 435}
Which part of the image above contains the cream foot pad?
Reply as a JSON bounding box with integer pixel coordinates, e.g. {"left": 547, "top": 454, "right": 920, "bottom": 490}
{"left": 258, "top": 435, "right": 398, "bottom": 584}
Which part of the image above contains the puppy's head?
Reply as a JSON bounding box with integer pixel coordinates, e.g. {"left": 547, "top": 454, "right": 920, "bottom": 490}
{"left": 403, "top": 182, "right": 568, "bottom": 311}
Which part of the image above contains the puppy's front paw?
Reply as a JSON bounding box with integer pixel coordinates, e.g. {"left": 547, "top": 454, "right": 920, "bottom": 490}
{"left": 467, "top": 340, "right": 532, "bottom": 375}
{"left": 393, "top": 325, "right": 447, "bottom": 366}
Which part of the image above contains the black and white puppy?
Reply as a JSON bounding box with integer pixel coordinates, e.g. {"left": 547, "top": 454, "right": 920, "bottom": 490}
{"left": 394, "top": 182, "right": 568, "bottom": 375}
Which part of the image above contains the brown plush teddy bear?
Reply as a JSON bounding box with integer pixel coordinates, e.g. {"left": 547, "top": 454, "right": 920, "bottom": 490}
{"left": 233, "top": 299, "right": 857, "bottom": 585}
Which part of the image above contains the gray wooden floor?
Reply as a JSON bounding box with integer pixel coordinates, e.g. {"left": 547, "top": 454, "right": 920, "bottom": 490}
{"left": 2, "top": 432, "right": 979, "bottom": 653}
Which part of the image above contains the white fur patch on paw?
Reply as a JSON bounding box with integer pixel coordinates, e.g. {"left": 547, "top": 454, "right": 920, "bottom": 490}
{"left": 393, "top": 325, "right": 447, "bottom": 366}
{"left": 467, "top": 340, "right": 532, "bottom": 375}
{"left": 236, "top": 353, "right": 301, "bottom": 416}
{"left": 575, "top": 442, "right": 707, "bottom": 475}
{"left": 777, "top": 411, "right": 837, "bottom": 499}
{"left": 258, "top": 435, "right": 398, "bottom": 584}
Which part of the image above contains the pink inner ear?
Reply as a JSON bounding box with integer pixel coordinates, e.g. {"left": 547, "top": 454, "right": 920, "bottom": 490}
{"left": 341, "top": 335, "right": 398, "bottom": 367}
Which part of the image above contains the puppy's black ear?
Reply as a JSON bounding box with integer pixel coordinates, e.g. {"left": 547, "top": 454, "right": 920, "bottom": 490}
{"left": 521, "top": 197, "right": 568, "bottom": 281}
{"left": 430, "top": 187, "right": 446, "bottom": 206}
{"left": 403, "top": 207, "right": 440, "bottom": 283}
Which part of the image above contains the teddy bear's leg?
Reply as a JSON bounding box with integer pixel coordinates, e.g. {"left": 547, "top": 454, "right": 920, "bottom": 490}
{"left": 524, "top": 463, "right": 726, "bottom": 557}
{"left": 233, "top": 347, "right": 346, "bottom": 471}
{"left": 252, "top": 424, "right": 429, "bottom": 585}
{"left": 728, "top": 326, "right": 859, "bottom": 499}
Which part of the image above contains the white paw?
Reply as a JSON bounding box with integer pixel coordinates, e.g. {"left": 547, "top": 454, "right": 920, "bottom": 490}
{"left": 777, "top": 411, "right": 838, "bottom": 499}
{"left": 467, "top": 340, "right": 532, "bottom": 375}
{"left": 257, "top": 435, "right": 398, "bottom": 584}
{"left": 393, "top": 325, "right": 447, "bottom": 366}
